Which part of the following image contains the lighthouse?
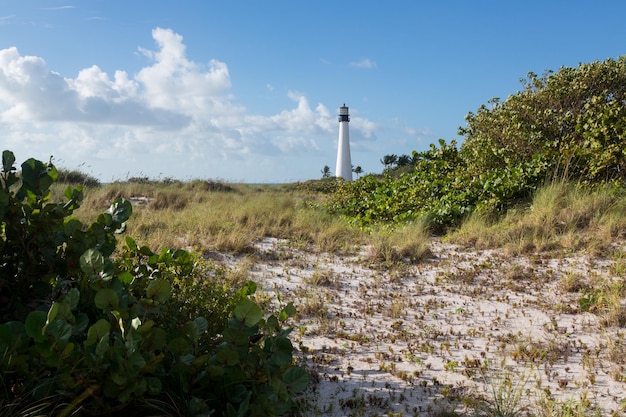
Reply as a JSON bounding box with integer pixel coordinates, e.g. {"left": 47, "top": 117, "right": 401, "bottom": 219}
{"left": 335, "top": 104, "right": 353, "bottom": 181}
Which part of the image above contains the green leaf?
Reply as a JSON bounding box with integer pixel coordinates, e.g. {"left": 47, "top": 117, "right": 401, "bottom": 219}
{"left": 146, "top": 279, "right": 171, "bottom": 303}
{"left": 25, "top": 311, "right": 47, "bottom": 343}
{"left": 283, "top": 367, "right": 309, "bottom": 394}
{"left": 20, "top": 158, "right": 56, "bottom": 196}
{"left": 183, "top": 321, "right": 200, "bottom": 344}
{"left": 183, "top": 317, "right": 208, "bottom": 343}
{"left": 61, "top": 342, "right": 74, "bottom": 358}
{"left": 64, "top": 288, "right": 80, "bottom": 310}
{"left": 194, "top": 316, "right": 208, "bottom": 333}
{"left": 94, "top": 289, "right": 119, "bottom": 310}
{"left": 45, "top": 320, "right": 72, "bottom": 344}
{"left": 270, "top": 336, "right": 293, "bottom": 367}
{"left": 216, "top": 348, "right": 239, "bottom": 366}
{"left": 266, "top": 315, "right": 280, "bottom": 332}
{"left": 222, "top": 327, "right": 250, "bottom": 346}
{"left": 283, "top": 302, "right": 296, "bottom": 318}
{"left": 125, "top": 235, "right": 138, "bottom": 251}
{"left": 64, "top": 218, "right": 83, "bottom": 235}
{"left": 111, "top": 371, "right": 128, "bottom": 386}
{"left": 234, "top": 299, "right": 263, "bottom": 327}
{"left": 139, "top": 245, "right": 154, "bottom": 256}
{"left": 168, "top": 337, "right": 191, "bottom": 355}
{"left": 74, "top": 313, "right": 89, "bottom": 334}
{"left": 106, "top": 199, "right": 132, "bottom": 232}
{"left": 2, "top": 150, "right": 15, "bottom": 172}
{"left": 95, "top": 334, "right": 109, "bottom": 358}
{"left": 118, "top": 271, "right": 134, "bottom": 285}
{"left": 80, "top": 248, "right": 105, "bottom": 274}
{"left": 86, "top": 319, "right": 111, "bottom": 346}
{"left": 143, "top": 327, "right": 166, "bottom": 351}
{"left": 128, "top": 351, "right": 147, "bottom": 371}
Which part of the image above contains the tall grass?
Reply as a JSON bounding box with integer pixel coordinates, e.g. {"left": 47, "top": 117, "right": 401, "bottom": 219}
{"left": 62, "top": 182, "right": 362, "bottom": 255}
{"left": 367, "top": 219, "right": 432, "bottom": 264}
{"left": 449, "top": 182, "right": 626, "bottom": 256}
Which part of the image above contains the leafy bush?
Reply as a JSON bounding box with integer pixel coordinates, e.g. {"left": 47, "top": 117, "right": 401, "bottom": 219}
{"left": 57, "top": 168, "right": 101, "bottom": 187}
{"left": 0, "top": 150, "right": 307, "bottom": 416}
{"left": 328, "top": 140, "right": 545, "bottom": 229}
{"left": 330, "top": 57, "right": 626, "bottom": 228}
{"left": 460, "top": 56, "right": 626, "bottom": 184}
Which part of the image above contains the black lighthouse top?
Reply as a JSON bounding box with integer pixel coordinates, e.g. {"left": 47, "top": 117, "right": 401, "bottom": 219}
{"left": 338, "top": 104, "right": 350, "bottom": 122}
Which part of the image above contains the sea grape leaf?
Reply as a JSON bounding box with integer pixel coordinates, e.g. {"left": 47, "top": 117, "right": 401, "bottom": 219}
{"left": 146, "top": 279, "right": 171, "bottom": 303}
{"left": 234, "top": 299, "right": 263, "bottom": 327}
{"left": 94, "top": 289, "right": 119, "bottom": 310}
{"left": 283, "top": 367, "right": 309, "bottom": 394}
{"left": 25, "top": 311, "right": 47, "bottom": 343}
{"left": 86, "top": 319, "right": 111, "bottom": 346}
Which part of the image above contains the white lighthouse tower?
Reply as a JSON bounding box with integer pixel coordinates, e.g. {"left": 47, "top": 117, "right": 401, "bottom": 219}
{"left": 335, "top": 104, "right": 353, "bottom": 181}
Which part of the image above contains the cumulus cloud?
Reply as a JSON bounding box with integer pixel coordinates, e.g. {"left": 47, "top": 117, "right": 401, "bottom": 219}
{"left": 0, "top": 27, "right": 380, "bottom": 180}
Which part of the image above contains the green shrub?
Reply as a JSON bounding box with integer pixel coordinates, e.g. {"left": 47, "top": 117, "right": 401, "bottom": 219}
{"left": 0, "top": 150, "right": 307, "bottom": 416}
{"left": 57, "top": 168, "right": 101, "bottom": 187}
{"left": 328, "top": 140, "right": 544, "bottom": 229}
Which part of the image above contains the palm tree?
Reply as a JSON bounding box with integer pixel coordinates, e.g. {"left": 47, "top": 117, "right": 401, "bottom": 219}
{"left": 321, "top": 165, "right": 331, "bottom": 178}
{"left": 380, "top": 154, "right": 398, "bottom": 169}
{"left": 397, "top": 154, "right": 412, "bottom": 167}
{"left": 352, "top": 165, "right": 363, "bottom": 179}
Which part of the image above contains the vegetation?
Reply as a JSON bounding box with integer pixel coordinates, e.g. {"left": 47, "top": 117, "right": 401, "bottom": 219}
{"left": 56, "top": 167, "right": 101, "bottom": 188}
{"left": 329, "top": 56, "right": 626, "bottom": 229}
{"left": 3, "top": 55, "right": 626, "bottom": 416}
{"left": 0, "top": 151, "right": 307, "bottom": 416}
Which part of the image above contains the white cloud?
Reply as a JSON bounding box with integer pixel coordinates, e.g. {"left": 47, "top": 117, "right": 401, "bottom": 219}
{"left": 352, "top": 117, "right": 377, "bottom": 139}
{"left": 41, "top": 6, "right": 75, "bottom": 11}
{"left": 136, "top": 28, "right": 232, "bottom": 116}
{"left": 0, "top": 28, "right": 380, "bottom": 181}
{"left": 350, "top": 58, "right": 377, "bottom": 69}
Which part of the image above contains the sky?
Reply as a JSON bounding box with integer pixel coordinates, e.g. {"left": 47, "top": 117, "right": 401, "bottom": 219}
{"left": 1, "top": 1, "right": 626, "bottom": 183}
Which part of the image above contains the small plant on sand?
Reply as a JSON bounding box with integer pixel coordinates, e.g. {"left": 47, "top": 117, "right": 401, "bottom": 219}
{"left": 473, "top": 360, "right": 531, "bottom": 417}
{"left": 534, "top": 393, "right": 602, "bottom": 417}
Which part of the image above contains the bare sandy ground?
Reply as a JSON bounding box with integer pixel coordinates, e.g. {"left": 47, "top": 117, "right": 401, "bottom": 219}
{"left": 232, "top": 238, "right": 626, "bottom": 416}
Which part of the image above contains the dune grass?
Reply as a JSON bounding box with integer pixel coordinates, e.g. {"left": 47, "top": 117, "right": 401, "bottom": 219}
{"left": 59, "top": 181, "right": 364, "bottom": 256}
{"left": 448, "top": 181, "right": 626, "bottom": 257}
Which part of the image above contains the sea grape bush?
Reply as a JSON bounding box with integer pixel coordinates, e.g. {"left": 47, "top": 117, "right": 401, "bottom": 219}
{"left": 460, "top": 56, "right": 626, "bottom": 184}
{"left": 328, "top": 140, "right": 546, "bottom": 229}
{"left": 0, "top": 150, "right": 307, "bottom": 416}
{"left": 330, "top": 57, "right": 626, "bottom": 228}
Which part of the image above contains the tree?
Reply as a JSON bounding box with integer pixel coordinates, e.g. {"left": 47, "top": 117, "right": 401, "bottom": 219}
{"left": 321, "top": 165, "right": 331, "bottom": 178}
{"left": 352, "top": 165, "right": 363, "bottom": 178}
{"left": 380, "top": 154, "right": 398, "bottom": 169}
{"left": 459, "top": 56, "right": 626, "bottom": 183}
{"left": 397, "top": 154, "right": 412, "bottom": 167}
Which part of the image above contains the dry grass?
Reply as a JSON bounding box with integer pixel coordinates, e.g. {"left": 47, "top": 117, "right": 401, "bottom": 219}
{"left": 62, "top": 181, "right": 361, "bottom": 255}
{"left": 367, "top": 219, "right": 432, "bottom": 264}
{"left": 449, "top": 182, "right": 626, "bottom": 257}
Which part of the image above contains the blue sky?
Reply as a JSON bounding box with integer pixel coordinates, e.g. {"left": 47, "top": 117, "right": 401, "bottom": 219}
{"left": 1, "top": 1, "right": 626, "bottom": 182}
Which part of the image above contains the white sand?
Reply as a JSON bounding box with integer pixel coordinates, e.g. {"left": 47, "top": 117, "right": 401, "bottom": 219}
{"left": 235, "top": 238, "right": 626, "bottom": 416}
